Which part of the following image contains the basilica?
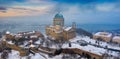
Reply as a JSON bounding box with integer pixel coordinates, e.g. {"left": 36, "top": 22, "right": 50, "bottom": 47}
{"left": 45, "top": 13, "right": 76, "bottom": 41}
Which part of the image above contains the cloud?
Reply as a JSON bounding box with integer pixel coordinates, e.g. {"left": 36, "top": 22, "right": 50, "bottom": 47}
{"left": 0, "top": 6, "right": 7, "bottom": 13}
{"left": 50, "top": 0, "right": 120, "bottom": 13}
{"left": 51, "top": 0, "right": 119, "bottom": 4}
{"left": 0, "top": 0, "right": 120, "bottom": 17}
{"left": 26, "top": 0, "right": 46, "bottom": 4}
{"left": 0, "top": 7, "right": 6, "bottom": 10}
{"left": 0, "top": 0, "right": 26, "bottom": 6}
{"left": 96, "top": 3, "right": 115, "bottom": 12}
{"left": 0, "top": 5, "right": 52, "bottom": 17}
{"left": 0, "top": 0, "right": 56, "bottom": 17}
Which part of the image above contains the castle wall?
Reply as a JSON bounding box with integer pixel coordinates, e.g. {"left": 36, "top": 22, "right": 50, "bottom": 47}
{"left": 63, "top": 28, "right": 76, "bottom": 40}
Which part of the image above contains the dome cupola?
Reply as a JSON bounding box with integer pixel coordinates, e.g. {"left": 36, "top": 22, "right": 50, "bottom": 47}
{"left": 53, "top": 13, "right": 64, "bottom": 27}
{"left": 54, "top": 13, "right": 64, "bottom": 19}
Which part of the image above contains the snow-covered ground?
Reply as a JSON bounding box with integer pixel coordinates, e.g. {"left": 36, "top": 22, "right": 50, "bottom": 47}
{"left": 1, "top": 34, "right": 120, "bottom": 59}
{"left": 7, "top": 41, "right": 14, "bottom": 45}
{"left": 69, "top": 36, "right": 120, "bottom": 57}
{"left": 62, "top": 42, "right": 106, "bottom": 56}
{"left": 42, "top": 35, "right": 120, "bottom": 58}
{"left": 7, "top": 50, "right": 26, "bottom": 59}
{"left": 2, "top": 50, "right": 81, "bottom": 59}
{"left": 70, "top": 36, "right": 120, "bottom": 50}
{"left": 6, "top": 50, "right": 46, "bottom": 59}
{"left": 30, "top": 53, "right": 46, "bottom": 59}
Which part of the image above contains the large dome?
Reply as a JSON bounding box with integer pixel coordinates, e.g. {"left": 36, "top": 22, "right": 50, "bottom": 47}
{"left": 54, "top": 13, "right": 64, "bottom": 19}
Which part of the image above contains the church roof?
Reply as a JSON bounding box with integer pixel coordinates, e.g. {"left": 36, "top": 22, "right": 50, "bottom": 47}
{"left": 64, "top": 27, "right": 72, "bottom": 31}
{"left": 54, "top": 13, "right": 64, "bottom": 19}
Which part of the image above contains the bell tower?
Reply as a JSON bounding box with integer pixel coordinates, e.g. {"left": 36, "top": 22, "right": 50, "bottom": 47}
{"left": 72, "top": 22, "right": 76, "bottom": 29}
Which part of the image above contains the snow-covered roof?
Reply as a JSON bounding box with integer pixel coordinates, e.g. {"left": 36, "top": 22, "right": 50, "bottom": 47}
{"left": 29, "top": 40, "right": 33, "bottom": 43}
{"left": 64, "top": 27, "right": 72, "bottom": 31}
{"left": 6, "top": 31, "right": 10, "bottom": 34}
{"left": 113, "top": 36, "right": 120, "bottom": 40}
{"left": 27, "top": 31, "right": 36, "bottom": 34}
{"left": 30, "top": 35, "right": 38, "bottom": 38}
{"left": 112, "top": 36, "right": 120, "bottom": 43}
{"left": 18, "top": 31, "right": 36, "bottom": 35}
{"left": 30, "top": 44, "right": 35, "bottom": 47}
{"left": 94, "top": 32, "right": 112, "bottom": 38}
{"left": 54, "top": 30, "right": 62, "bottom": 33}
{"left": 3, "top": 38, "right": 6, "bottom": 41}
{"left": 7, "top": 41, "right": 14, "bottom": 44}
{"left": 32, "top": 31, "right": 35, "bottom": 33}
{"left": 35, "top": 39, "right": 41, "bottom": 44}
{"left": 15, "top": 35, "right": 22, "bottom": 38}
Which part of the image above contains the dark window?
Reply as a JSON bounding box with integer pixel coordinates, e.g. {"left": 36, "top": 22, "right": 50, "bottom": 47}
{"left": 93, "top": 57, "right": 96, "bottom": 59}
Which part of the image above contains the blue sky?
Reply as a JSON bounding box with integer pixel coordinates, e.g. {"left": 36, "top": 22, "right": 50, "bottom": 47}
{"left": 0, "top": 0, "right": 120, "bottom": 24}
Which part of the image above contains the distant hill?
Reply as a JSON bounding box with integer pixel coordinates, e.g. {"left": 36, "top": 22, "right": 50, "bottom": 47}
{"left": 76, "top": 28, "right": 93, "bottom": 38}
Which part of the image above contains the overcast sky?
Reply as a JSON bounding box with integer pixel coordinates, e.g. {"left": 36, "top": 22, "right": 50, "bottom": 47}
{"left": 0, "top": 0, "right": 120, "bottom": 25}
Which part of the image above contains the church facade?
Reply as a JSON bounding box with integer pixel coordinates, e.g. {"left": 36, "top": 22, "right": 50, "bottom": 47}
{"left": 45, "top": 13, "right": 76, "bottom": 41}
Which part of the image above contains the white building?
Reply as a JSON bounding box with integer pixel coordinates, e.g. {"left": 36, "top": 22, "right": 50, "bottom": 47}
{"left": 112, "top": 36, "right": 120, "bottom": 44}
{"left": 93, "top": 32, "right": 112, "bottom": 42}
